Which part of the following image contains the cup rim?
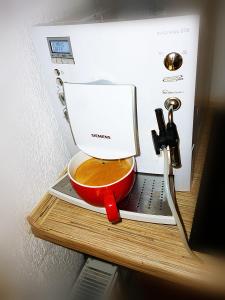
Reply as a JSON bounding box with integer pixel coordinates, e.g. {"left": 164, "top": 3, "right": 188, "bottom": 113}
{"left": 68, "top": 152, "right": 135, "bottom": 189}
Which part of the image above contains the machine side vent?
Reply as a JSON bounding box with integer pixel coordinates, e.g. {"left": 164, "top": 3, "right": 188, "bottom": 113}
{"left": 70, "top": 258, "right": 118, "bottom": 300}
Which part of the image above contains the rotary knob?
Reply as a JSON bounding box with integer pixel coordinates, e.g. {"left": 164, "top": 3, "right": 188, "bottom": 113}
{"left": 164, "top": 52, "right": 183, "bottom": 71}
{"left": 54, "top": 68, "right": 60, "bottom": 76}
{"left": 56, "top": 77, "right": 63, "bottom": 86}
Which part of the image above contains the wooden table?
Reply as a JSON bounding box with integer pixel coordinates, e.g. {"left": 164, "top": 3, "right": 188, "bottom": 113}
{"left": 28, "top": 115, "right": 224, "bottom": 291}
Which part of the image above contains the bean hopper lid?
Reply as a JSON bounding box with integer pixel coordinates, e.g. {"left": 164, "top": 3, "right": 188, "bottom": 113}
{"left": 64, "top": 82, "right": 137, "bottom": 159}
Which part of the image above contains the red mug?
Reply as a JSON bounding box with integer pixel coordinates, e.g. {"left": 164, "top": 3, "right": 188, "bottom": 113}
{"left": 68, "top": 151, "right": 136, "bottom": 223}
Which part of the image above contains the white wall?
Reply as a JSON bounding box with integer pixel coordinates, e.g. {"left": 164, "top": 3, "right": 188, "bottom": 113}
{"left": 0, "top": 1, "right": 96, "bottom": 299}
{"left": 210, "top": 1, "right": 225, "bottom": 102}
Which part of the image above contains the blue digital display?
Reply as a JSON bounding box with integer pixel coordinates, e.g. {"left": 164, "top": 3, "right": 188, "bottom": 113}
{"left": 50, "top": 40, "right": 71, "bottom": 54}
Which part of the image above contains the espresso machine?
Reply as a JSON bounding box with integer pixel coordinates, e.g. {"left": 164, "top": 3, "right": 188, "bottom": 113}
{"left": 32, "top": 12, "right": 209, "bottom": 229}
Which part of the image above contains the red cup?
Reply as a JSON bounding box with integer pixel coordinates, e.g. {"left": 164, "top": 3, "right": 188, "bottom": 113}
{"left": 68, "top": 151, "right": 136, "bottom": 223}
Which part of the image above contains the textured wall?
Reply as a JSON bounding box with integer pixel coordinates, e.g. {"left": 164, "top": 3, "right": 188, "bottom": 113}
{"left": 210, "top": 1, "right": 225, "bottom": 102}
{"left": 0, "top": 1, "right": 96, "bottom": 299}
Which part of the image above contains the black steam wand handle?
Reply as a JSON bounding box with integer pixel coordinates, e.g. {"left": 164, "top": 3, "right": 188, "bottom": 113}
{"left": 152, "top": 109, "right": 168, "bottom": 155}
{"left": 151, "top": 108, "right": 182, "bottom": 169}
{"left": 167, "top": 121, "right": 182, "bottom": 169}
{"left": 155, "top": 108, "right": 166, "bottom": 135}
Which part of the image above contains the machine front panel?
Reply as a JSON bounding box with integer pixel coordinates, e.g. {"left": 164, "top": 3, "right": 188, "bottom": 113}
{"left": 32, "top": 15, "right": 200, "bottom": 190}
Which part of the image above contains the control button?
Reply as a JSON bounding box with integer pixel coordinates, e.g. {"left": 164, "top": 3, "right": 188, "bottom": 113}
{"left": 68, "top": 58, "right": 75, "bottom": 64}
{"left": 54, "top": 69, "right": 60, "bottom": 76}
{"left": 164, "top": 52, "right": 183, "bottom": 71}
{"left": 56, "top": 58, "right": 62, "bottom": 64}
{"left": 164, "top": 97, "right": 182, "bottom": 111}
{"left": 56, "top": 77, "right": 63, "bottom": 86}
{"left": 51, "top": 58, "right": 57, "bottom": 64}
{"left": 61, "top": 58, "right": 75, "bottom": 64}
{"left": 61, "top": 58, "right": 68, "bottom": 64}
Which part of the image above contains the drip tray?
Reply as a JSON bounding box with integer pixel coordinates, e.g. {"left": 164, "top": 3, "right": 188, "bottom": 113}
{"left": 49, "top": 173, "right": 176, "bottom": 225}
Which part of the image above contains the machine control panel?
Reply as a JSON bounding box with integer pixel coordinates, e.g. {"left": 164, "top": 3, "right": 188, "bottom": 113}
{"left": 47, "top": 37, "right": 74, "bottom": 64}
{"left": 162, "top": 52, "right": 184, "bottom": 110}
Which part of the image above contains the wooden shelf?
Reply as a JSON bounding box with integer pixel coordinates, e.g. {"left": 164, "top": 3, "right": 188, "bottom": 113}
{"left": 28, "top": 115, "right": 220, "bottom": 290}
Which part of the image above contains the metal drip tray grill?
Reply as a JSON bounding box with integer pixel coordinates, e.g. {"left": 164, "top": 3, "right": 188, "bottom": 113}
{"left": 49, "top": 173, "right": 175, "bottom": 225}
{"left": 119, "top": 174, "right": 172, "bottom": 216}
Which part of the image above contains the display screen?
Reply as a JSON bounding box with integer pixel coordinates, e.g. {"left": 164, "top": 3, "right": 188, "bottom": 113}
{"left": 50, "top": 40, "right": 71, "bottom": 54}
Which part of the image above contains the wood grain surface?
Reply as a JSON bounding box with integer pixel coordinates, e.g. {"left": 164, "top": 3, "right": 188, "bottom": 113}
{"left": 28, "top": 114, "right": 225, "bottom": 291}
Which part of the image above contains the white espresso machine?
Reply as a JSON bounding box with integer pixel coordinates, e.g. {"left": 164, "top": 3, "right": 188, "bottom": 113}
{"left": 32, "top": 12, "right": 210, "bottom": 228}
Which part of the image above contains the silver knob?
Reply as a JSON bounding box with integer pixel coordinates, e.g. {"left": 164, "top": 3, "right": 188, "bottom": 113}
{"left": 164, "top": 97, "right": 182, "bottom": 111}
{"left": 164, "top": 52, "right": 183, "bottom": 71}
{"left": 54, "top": 69, "right": 60, "bottom": 76}
{"left": 56, "top": 77, "right": 63, "bottom": 86}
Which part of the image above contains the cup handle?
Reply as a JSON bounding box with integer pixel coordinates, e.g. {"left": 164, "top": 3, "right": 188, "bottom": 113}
{"left": 103, "top": 192, "right": 121, "bottom": 223}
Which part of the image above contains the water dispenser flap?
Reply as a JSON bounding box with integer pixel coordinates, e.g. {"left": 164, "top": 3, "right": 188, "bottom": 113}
{"left": 64, "top": 83, "right": 138, "bottom": 159}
